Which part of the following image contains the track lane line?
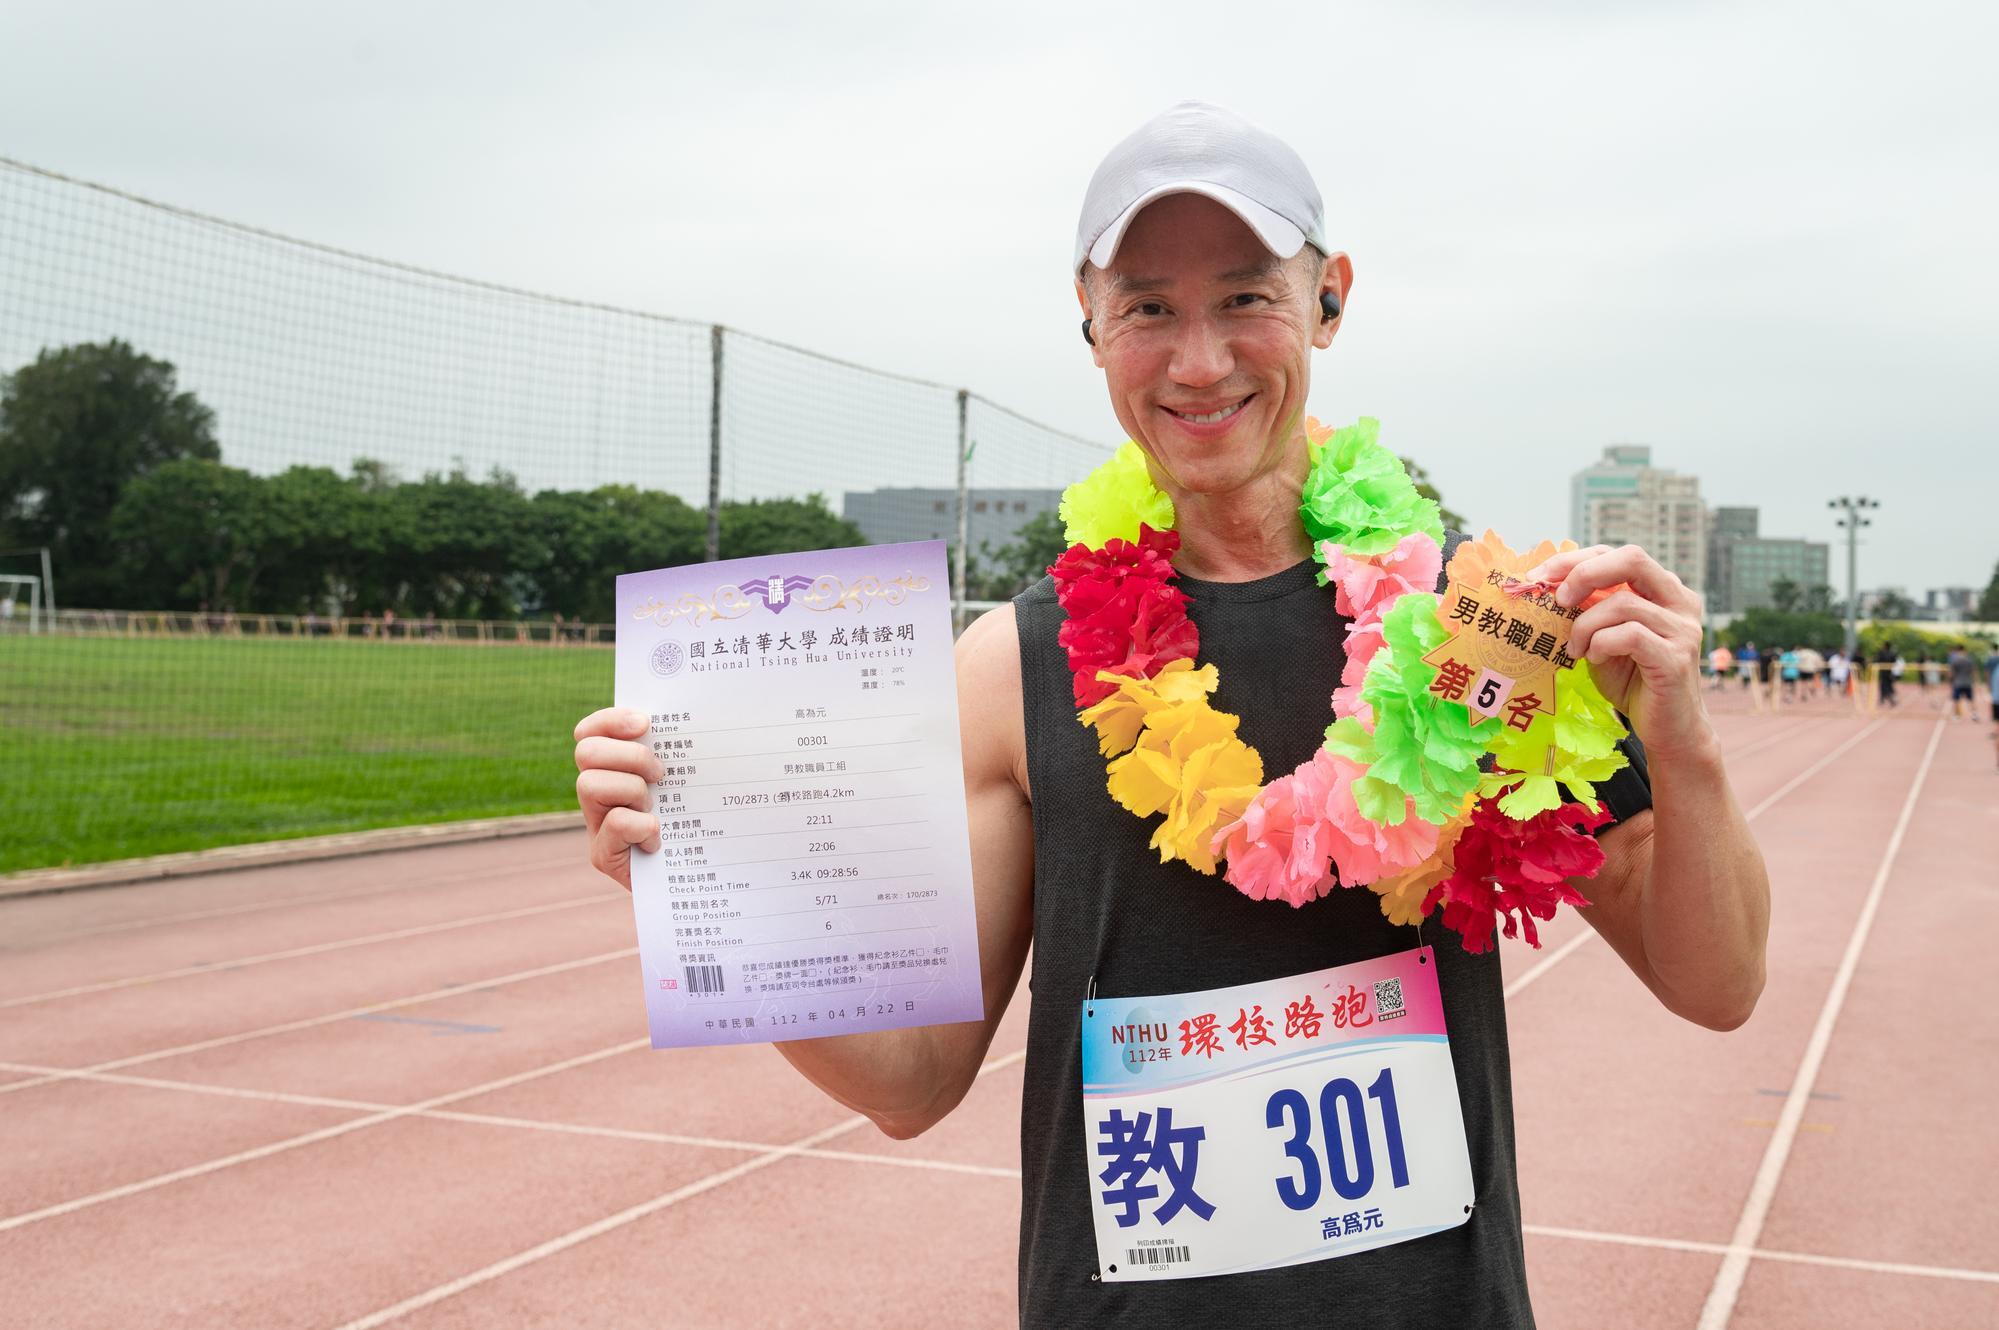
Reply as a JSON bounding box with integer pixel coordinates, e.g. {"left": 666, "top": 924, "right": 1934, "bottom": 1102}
{"left": 1695, "top": 716, "right": 1947, "bottom": 1330}
{"left": 1717, "top": 716, "right": 1821, "bottom": 763}
{"left": 0, "top": 850, "right": 584, "bottom": 950}
{"left": 1503, "top": 927, "right": 1597, "bottom": 1000}
{"left": 0, "top": 1055, "right": 1028, "bottom": 1181}
{"left": 1525, "top": 1221, "right": 1999, "bottom": 1285}
{"left": 1503, "top": 716, "right": 1887, "bottom": 1002}
{"left": 1738, "top": 717, "right": 1887, "bottom": 821}
{"left": 330, "top": 1047, "right": 1029, "bottom": 1330}
{"left": 0, "top": 946, "right": 638, "bottom": 1097}
{"left": 0, "top": 1039, "right": 650, "bottom": 1234}
{"left": 17, "top": 1054, "right": 1986, "bottom": 1291}
{"left": 0, "top": 892, "right": 624, "bottom": 1008}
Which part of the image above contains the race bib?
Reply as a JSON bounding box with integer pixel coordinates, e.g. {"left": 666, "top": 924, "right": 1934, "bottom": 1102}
{"left": 1081, "top": 946, "right": 1475, "bottom": 1281}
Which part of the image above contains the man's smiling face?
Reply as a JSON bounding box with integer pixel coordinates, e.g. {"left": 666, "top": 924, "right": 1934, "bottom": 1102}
{"left": 1078, "top": 191, "right": 1349, "bottom": 502}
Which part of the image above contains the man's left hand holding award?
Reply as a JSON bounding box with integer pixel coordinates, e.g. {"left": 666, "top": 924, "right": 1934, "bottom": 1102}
{"left": 581, "top": 539, "right": 986, "bottom": 1051}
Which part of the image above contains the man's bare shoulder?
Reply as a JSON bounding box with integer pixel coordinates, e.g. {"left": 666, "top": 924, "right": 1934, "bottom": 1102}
{"left": 955, "top": 603, "right": 1032, "bottom": 801}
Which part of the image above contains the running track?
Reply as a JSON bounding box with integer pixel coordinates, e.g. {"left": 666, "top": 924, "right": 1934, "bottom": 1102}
{"left": 2, "top": 701, "right": 1994, "bottom": 1327}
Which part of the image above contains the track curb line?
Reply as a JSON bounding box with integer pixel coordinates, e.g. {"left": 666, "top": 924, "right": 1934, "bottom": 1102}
{"left": 0, "top": 811, "right": 584, "bottom": 900}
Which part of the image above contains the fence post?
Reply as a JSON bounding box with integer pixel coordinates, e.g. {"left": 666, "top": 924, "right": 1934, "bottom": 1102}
{"left": 954, "top": 389, "right": 970, "bottom": 633}
{"left": 707, "top": 325, "right": 724, "bottom": 563}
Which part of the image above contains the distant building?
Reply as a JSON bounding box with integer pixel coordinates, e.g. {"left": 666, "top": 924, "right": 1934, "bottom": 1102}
{"left": 1926, "top": 587, "right": 1975, "bottom": 615}
{"left": 1719, "top": 539, "right": 1832, "bottom": 614}
{"left": 1568, "top": 444, "right": 1651, "bottom": 541}
{"left": 1703, "top": 506, "right": 1833, "bottom": 613}
{"left": 842, "top": 486, "right": 1061, "bottom": 551}
{"left": 1704, "top": 507, "right": 1757, "bottom": 613}
{"left": 1858, "top": 587, "right": 1912, "bottom": 618}
{"left": 1569, "top": 445, "right": 1707, "bottom": 594}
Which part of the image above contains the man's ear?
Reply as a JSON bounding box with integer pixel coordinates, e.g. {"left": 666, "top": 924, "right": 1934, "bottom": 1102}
{"left": 1075, "top": 275, "right": 1105, "bottom": 368}
{"left": 1312, "top": 251, "right": 1355, "bottom": 350}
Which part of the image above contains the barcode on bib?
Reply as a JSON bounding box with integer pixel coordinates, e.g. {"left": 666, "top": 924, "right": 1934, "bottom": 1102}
{"left": 683, "top": 964, "right": 725, "bottom": 995}
{"left": 1125, "top": 1245, "right": 1190, "bottom": 1268}
{"left": 1374, "top": 976, "right": 1405, "bottom": 1019}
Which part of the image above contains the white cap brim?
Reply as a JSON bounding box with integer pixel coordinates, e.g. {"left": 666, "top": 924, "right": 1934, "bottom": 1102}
{"left": 1085, "top": 180, "right": 1309, "bottom": 272}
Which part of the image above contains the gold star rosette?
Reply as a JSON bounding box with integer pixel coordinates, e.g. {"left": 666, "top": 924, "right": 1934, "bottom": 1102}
{"left": 1419, "top": 530, "right": 1583, "bottom": 731}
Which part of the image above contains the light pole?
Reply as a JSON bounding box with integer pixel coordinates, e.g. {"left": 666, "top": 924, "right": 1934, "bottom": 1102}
{"left": 1827, "top": 496, "right": 1878, "bottom": 658}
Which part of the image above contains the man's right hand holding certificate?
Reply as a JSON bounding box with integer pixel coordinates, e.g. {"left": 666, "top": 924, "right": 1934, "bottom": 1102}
{"left": 576, "top": 540, "right": 1036, "bottom": 1139}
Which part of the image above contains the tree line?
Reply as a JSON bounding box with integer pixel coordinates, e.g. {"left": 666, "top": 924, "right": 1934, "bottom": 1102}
{"left": 0, "top": 340, "right": 1065, "bottom": 621}
{"left": 1, "top": 340, "right": 1485, "bottom": 621}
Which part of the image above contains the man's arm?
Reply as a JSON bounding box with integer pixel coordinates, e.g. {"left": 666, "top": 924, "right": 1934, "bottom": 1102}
{"left": 1529, "top": 544, "right": 1770, "bottom": 1031}
{"left": 571, "top": 603, "right": 1036, "bottom": 1140}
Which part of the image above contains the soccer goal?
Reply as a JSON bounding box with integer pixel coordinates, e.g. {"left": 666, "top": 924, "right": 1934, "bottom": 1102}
{"left": 0, "top": 572, "right": 44, "bottom": 633}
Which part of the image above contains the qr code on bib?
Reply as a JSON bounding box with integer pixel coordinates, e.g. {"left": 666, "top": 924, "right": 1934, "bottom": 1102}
{"left": 1374, "top": 977, "right": 1405, "bottom": 1020}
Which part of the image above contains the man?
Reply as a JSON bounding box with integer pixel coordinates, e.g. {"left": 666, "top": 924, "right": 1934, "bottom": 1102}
{"left": 1947, "top": 643, "right": 1976, "bottom": 721}
{"left": 1796, "top": 643, "right": 1823, "bottom": 699}
{"left": 1875, "top": 641, "right": 1900, "bottom": 708}
{"left": 573, "top": 102, "right": 1769, "bottom": 1326}
{"left": 1988, "top": 649, "right": 1999, "bottom": 767}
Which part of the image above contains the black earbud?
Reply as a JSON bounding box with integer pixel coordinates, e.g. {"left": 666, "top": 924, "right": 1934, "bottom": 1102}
{"left": 1081, "top": 318, "right": 1095, "bottom": 347}
{"left": 1320, "top": 292, "right": 1341, "bottom": 322}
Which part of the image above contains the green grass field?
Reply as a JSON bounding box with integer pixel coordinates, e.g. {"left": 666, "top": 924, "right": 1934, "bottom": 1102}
{"left": 0, "top": 633, "right": 610, "bottom": 874}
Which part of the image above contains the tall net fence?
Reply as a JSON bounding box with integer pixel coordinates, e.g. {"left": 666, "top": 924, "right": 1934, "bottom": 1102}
{"left": 0, "top": 156, "right": 1110, "bottom": 874}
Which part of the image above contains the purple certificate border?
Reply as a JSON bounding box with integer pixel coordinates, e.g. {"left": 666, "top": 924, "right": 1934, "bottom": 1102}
{"left": 614, "top": 539, "right": 985, "bottom": 1048}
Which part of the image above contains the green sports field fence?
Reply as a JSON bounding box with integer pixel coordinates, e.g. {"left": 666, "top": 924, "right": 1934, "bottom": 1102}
{"left": 0, "top": 156, "right": 1111, "bottom": 874}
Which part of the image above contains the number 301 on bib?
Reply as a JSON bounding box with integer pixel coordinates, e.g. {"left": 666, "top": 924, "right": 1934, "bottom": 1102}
{"left": 1079, "top": 946, "right": 1475, "bottom": 1281}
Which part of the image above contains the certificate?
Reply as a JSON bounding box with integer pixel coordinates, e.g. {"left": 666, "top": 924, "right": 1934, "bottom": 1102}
{"left": 614, "top": 539, "right": 985, "bottom": 1049}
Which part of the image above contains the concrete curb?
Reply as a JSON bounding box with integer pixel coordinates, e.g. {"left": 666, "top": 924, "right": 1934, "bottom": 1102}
{"left": 0, "top": 811, "right": 585, "bottom": 901}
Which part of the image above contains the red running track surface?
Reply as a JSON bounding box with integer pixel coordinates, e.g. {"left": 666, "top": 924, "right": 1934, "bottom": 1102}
{"left": 2, "top": 696, "right": 1994, "bottom": 1328}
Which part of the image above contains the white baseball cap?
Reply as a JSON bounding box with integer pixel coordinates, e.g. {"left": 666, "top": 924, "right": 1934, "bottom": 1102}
{"left": 1074, "top": 100, "right": 1328, "bottom": 274}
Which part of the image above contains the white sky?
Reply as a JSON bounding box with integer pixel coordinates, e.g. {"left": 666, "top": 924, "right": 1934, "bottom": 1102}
{"left": 2, "top": 0, "right": 1993, "bottom": 596}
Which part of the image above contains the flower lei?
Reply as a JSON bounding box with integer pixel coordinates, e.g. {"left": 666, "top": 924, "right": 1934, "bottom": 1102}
{"left": 1049, "top": 417, "right": 1632, "bottom": 953}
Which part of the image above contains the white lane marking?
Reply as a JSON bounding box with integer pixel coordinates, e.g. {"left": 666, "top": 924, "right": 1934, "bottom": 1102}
{"left": 0, "top": 947, "right": 637, "bottom": 1097}
{"left": 0, "top": 893, "right": 622, "bottom": 1008}
{"left": 0, "top": 1040, "right": 649, "bottom": 1234}
{"left": 1740, "top": 717, "right": 1885, "bottom": 820}
{"left": 1503, "top": 927, "right": 1597, "bottom": 1000}
{"left": 0, "top": 852, "right": 584, "bottom": 949}
{"left": 19, "top": 1054, "right": 1988, "bottom": 1291}
{"left": 1527, "top": 1221, "right": 1999, "bottom": 1285}
{"left": 0, "top": 1051, "right": 1029, "bottom": 1182}
{"left": 1503, "top": 716, "right": 1887, "bottom": 1001}
{"left": 1733, "top": 1246, "right": 1999, "bottom": 1286}
{"left": 331, "top": 1048, "right": 1029, "bottom": 1330}
{"left": 1695, "top": 716, "right": 1946, "bottom": 1330}
{"left": 1719, "top": 717, "right": 1817, "bottom": 762}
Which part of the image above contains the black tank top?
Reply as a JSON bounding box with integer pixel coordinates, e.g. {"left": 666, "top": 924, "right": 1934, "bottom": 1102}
{"left": 1009, "top": 534, "right": 1650, "bottom": 1328}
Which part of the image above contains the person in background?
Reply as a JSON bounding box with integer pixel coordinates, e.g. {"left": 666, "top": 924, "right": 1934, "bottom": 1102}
{"left": 1947, "top": 643, "right": 1976, "bottom": 722}
{"left": 1917, "top": 653, "right": 1940, "bottom": 708}
{"left": 1875, "top": 641, "right": 1899, "bottom": 709}
{"left": 1778, "top": 646, "right": 1800, "bottom": 704}
{"left": 1795, "top": 643, "right": 1824, "bottom": 700}
{"left": 1828, "top": 648, "right": 1850, "bottom": 704}
{"left": 1988, "top": 650, "right": 1999, "bottom": 767}
{"left": 1737, "top": 642, "right": 1759, "bottom": 695}
{"left": 1709, "top": 641, "right": 1734, "bottom": 692}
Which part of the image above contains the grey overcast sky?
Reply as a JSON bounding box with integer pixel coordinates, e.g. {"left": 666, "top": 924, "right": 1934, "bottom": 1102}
{"left": 2, "top": 0, "right": 1993, "bottom": 597}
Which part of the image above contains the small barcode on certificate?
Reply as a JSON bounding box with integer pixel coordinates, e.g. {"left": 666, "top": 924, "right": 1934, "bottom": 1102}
{"left": 683, "top": 964, "right": 725, "bottom": 995}
{"left": 1125, "top": 1246, "right": 1190, "bottom": 1267}
{"left": 1374, "top": 976, "right": 1405, "bottom": 1018}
